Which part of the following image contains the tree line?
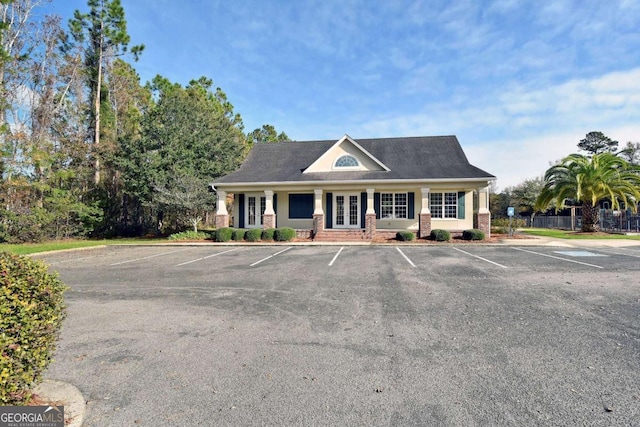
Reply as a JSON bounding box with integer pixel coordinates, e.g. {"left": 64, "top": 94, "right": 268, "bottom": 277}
{"left": 492, "top": 131, "right": 640, "bottom": 232}
{"left": 0, "top": 0, "right": 288, "bottom": 243}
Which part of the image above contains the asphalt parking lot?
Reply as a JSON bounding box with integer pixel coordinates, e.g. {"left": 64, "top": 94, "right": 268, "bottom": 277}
{"left": 38, "top": 244, "right": 640, "bottom": 426}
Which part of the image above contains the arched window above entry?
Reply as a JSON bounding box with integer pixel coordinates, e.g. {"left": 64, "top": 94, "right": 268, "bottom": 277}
{"left": 334, "top": 154, "right": 359, "bottom": 168}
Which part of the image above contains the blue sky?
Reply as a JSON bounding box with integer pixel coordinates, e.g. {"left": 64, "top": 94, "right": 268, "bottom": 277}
{"left": 45, "top": 0, "right": 640, "bottom": 190}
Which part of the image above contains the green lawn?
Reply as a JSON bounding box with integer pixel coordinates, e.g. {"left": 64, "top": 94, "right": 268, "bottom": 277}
{"left": 520, "top": 228, "right": 640, "bottom": 240}
{"left": 0, "top": 238, "right": 164, "bottom": 255}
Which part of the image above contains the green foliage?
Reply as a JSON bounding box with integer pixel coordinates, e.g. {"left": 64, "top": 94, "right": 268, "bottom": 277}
{"left": 245, "top": 228, "right": 262, "bottom": 242}
{"left": 537, "top": 152, "right": 640, "bottom": 231}
{"left": 430, "top": 229, "right": 451, "bottom": 242}
{"left": 577, "top": 131, "right": 618, "bottom": 155}
{"left": 274, "top": 227, "right": 296, "bottom": 241}
{"left": 492, "top": 218, "right": 526, "bottom": 229}
{"left": 0, "top": 253, "right": 68, "bottom": 405}
{"left": 261, "top": 228, "right": 275, "bottom": 241}
{"left": 462, "top": 229, "right": 485, "bottom": 241}
{"left": 232, "top": 229, "right": 246, "bottom": 241}
{"left": 167, "top": 230, "right": 208, "bottom": 241}
{"left": 247, "top": 124, "right": 290, "bottom": 144}
{"left": 396, "top": 231, "right": 415, "bottom": 241}
{"left": 215, "top": 227, "right": 233, "bottom": 242}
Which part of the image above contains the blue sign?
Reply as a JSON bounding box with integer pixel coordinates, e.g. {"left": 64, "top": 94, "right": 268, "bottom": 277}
{"left": 507, "top": 207, "right": 515, "bottom": 217}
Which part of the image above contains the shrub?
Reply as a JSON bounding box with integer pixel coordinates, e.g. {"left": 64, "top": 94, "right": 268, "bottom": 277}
{"left": 232, "top": 229, "right": 246, "bottom": 241}
{"left": 0, "top": 253, "right": 68, "bottom": 405}
{"left": 274, "top": 227, "right": 296, "bottom": 241}
{"left": 430, "top": 229, "right": 451, "bottom": 241}
{"left": 462, "top": 229, "right": 485, "bottom": 241}
{"left": 396, "top": 231, "right": 415, "bottom": 241}
{"left": 245, "top": 228, "right": 262, "bottom": 242}
{"left": 492, "top": 218, "right": 526, "bottom": 229}
{"left": 261, "top": 228, "right": 275, "bottom": 241}
{"left": 168, "top": 230, "right": 208, "bottom": 241}
{"left": 215, "top": 227, "right": 234, "bottom": 242}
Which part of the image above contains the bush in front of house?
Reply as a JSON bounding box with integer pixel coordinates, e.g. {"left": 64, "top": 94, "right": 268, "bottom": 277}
{"left": 261, "top": 228, "right": 275, "bottom": 241}
{"left": 245, "top": 228, "right": 262, "bottom": 242}
{"left": 232, "top": 229, "right": 246, "bottom": 241}
{"left": 430, "top": 229, "right": 451, "bottom": 242}
{"left": 462, "top": 229, "right": 485, "bottom": 241}
{"left": 215, "top": 227, "right": 234, "bottom": 242}
{"left": 396, "top": 231, "right": 415, "bottom": 241}
{"left": 274, "top": 227, "right": 296, "bottom": 241}
{"left": 0, "top": 252, "right": 68, "bottom": 405}
{"left": 168, "top": 230, "right": 209, "bottom": 241}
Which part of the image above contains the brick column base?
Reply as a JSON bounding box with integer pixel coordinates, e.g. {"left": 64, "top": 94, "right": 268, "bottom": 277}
{"left": 263, "top": 214, "right": 276, "bottom": 229}
{"left": 215, "top": 214, "right": 229, "bottom": 229}
{"left": 476, "top": 212, "right": 491, "bottom": 238}
{"left": 313, "top": 214, "right": 324, "bottom": 237}
{"left": 365, "top": 213, "right": 376, "bottom": 239}
{"left": 419, "top": 213, "right": 432, "bottom": 238}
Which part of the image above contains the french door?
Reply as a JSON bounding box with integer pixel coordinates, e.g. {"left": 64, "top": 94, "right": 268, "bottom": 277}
{"left": 333, "top": 193, "right": 360, "bottom": 228}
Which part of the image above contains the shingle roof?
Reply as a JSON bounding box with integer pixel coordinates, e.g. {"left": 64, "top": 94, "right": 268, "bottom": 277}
{"left": 213, "top": 135, "right": 494, "bottom": 184}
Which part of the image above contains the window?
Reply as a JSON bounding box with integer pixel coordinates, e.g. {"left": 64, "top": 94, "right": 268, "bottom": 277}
{"left": 334, "top": 155, "right": 359, "bottom": 168}
{"left": 381, "top": 192, "right": 408, "bottom": 219}
{"left": 430, "top": 192, "right": 458, "bottom": 218}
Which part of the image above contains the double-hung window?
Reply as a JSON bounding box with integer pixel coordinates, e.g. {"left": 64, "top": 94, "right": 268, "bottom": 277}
{"left": 430, "top": 192, "right": 458, "bottom": 218}
{"left": 380, "top": 192, "right": 408, "bottom": 219}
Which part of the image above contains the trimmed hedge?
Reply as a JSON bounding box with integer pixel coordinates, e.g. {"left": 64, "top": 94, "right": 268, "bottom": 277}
{"left": 0, "top": 253, "right": 68, "bottom": 405}
{"left": 215, "top": 227, "right": 234, "bottom": 242}
{"left": 274, "top": 227, "right": 296, "bottom": 241}
{"left": 245, "top": 228, "right": 262, "bottom": 242}
{"left": 261, "top": 228, "right": 275, "bottom": 241}
{"left": 232, "top": 229, "right": 246, "bottom": 241}
{"left": 168, "top": 230, "right": 208, "bottom": 241}
{"left": 396, "top": 231, "right": 415, "bottom": 241}
{"left": 430, "top": 229, "right": 451, "bottom": 242}
{"left": 462, "top": 229, "right": 485, "bottom": 241}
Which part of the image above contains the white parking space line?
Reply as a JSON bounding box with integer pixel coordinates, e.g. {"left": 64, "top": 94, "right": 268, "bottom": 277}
{"left": 596, "top": 248, "right": 640, "bottom": 259}
{"left": 110, "top": 248, "right": 193, "bottom": 266}
{"left": 396, "top": 247, "right": 416, "bottom": 267}
{"left": 176, "top": 248, "right": 240, "bottom": 266}
{"left": 512, "top": 247, "right": 604, "bottom": 269}
{"left": 250, "top": 247, "right": 293, "bottom": 267}
{"left": 452, "top": 247, "right": 508, "bottom": 269}
{"left": 328, "top": 247, "right": 344, "bottom": 266}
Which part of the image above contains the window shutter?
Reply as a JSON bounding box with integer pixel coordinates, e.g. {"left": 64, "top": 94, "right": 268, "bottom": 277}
{"left": 238, "top": 194, "right": 245, "bottom": 228}
{"left": 374, "top": 193, "right": 381, "bottom": 219}
{"left": 458, "top": 191, "right": 465, "bottom": 219}
{"left": 326, "top": 193, "right": 333, "bottom": 229}
{"left": 273, "top": 193, "right": 278, "bottom": 227}
{"left": 408, "top": 192, "right": 415, "bottom": 219}
{"left": 361, "top": 192, "right": 367, "bottom": 228}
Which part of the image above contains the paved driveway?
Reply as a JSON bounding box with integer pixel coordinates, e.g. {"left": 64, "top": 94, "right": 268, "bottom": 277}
{"left": 38, "top": 244, "right": 640, "bottom": 426}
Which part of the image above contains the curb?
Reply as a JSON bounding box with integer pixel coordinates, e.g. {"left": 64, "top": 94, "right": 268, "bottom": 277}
{"left": 34, "top": 380, "right": 86, "bottom": 427}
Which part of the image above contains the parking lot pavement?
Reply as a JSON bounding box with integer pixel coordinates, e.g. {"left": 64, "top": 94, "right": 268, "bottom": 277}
{"left": 39, "top": 245, "right": 640, "bottom": 426}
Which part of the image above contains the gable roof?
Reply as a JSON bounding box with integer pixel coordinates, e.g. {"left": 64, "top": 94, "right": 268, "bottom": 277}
{"left": 213, "top": 135, "right": 495, "bottom": 185}
{"left": 303, "top": 134, "right": 390, "bottom": 173}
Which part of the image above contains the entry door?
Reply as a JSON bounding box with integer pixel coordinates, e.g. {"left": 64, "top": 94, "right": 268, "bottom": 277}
{"left": 334, "top": 193, "right": 360, "bottom": 228}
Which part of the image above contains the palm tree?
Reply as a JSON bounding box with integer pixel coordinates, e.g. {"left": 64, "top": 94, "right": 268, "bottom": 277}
{"left": 536, "top": 153, "right": 640, "bottom": 232}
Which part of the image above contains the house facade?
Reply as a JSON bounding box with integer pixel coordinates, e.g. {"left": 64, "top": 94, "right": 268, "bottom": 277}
{"left": 211, "top": 135, "right": 495, "bottom": 239}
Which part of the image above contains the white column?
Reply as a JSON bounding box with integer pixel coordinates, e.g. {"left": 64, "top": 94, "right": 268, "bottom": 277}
{"left": 314, "top": 189, "right": 324, "bottom": 214}
{"left": 216, "top": 190, "right": 228, "bottom": 215}
{"left": 366, "top": 188, "right": 375, "bottom": 215}
{"left": 264, "top": 190, "right": 275, "bottom": 215}
{"left": 420, "top": 187, "right": 431, "bottom": 214}
{"left": 478, "top": 186, "right": 490, "bottom": 214}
